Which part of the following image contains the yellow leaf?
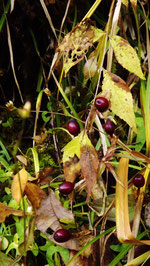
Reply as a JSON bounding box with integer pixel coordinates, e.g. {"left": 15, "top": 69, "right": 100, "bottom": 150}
{"left": 102, "top": 70, "right": 137, "bottom": 133}
{"left": 63, "top": 132, "right": 83, "bottom": 182}
{"left": 121, "top": 0, "right": 128, "bottom": 7}
{"left": 57, "top": 19, "right": 105, "bottom": 75}
{"left": 11, "top": 168, "right": 28, "bottom": 204}
{"left": 110, "top": 35, "right": 145, "bottom": 80}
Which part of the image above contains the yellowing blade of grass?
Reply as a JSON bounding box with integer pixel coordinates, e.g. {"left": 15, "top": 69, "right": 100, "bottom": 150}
{"left": 116, "top": 158, "right": 150, "bottom": 245}
{"left": 116, "top": 158, "right": 131, "bottom": 242}
{"left": 125, "top": 250, "right": 150, "bottom": 266}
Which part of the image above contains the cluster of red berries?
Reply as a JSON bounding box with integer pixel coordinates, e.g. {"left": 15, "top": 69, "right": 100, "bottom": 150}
{"left": 95, "top": 96, "right": 115, "bottom": 135}
{"left": 67, "top": 97, "right": 114, "bottom": 137}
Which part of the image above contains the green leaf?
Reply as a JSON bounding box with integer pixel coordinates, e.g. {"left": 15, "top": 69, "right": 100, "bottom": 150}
{"left": 135, "top": 115, "right": 145, "bottom": 152}
{"left": 41, "top": 111, "right": 50, "bottom": 123}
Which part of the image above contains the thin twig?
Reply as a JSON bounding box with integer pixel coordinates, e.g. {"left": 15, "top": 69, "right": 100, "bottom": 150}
{"left": 5, "top": 17, "right": 23, "bottom": 103}
{"left": 39, "top": 0, "right": 57, "bottom": 40}
{"left": 58, "top": 0, "right": 71, "bottom": 43}
{"left": 107, "top": 0, "right": 122, "bottom": 72}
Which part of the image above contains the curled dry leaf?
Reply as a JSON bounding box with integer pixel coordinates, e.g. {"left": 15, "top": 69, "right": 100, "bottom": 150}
{"left": 0, "top": 202, "right": 24, "bottom": 223}
{"left": 24, "top": 182, "right": 47, "bottom": 210}
{"left": 80, "top": 144, "right": 99, "bottom": 201}
{"left": 11, "top": 168, "right": 28, "bottom": 204}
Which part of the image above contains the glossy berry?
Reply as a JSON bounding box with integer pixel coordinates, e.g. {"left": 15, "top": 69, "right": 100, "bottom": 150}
{"left": 95, "top": 97, "right": 109, "bottom": 112}
{"left": 67, "top": 120, "right": 80, "bottom": 136}
{"left": 133, "top": 174, "right": 145, "bottom": 188}
{"left": 54, "top": 229, "right": 70, "bottom": 242}
{"left": 104, "top": 119, "right": 115, "bottom": 136}
{"left": 59, "top": 181, "right": 75, "bottom": 195}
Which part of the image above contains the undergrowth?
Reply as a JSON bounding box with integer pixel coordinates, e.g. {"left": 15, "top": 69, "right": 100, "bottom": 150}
{"left": 0, "top": 0, "right": 150, "bottom": 265}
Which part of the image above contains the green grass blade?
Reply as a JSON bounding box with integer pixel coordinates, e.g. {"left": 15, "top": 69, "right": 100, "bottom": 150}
{"left": 52, "top": 72, "right": 83, "bottom": 129}
{"left": 26, "top": 147, "right": 39, "bottom": 178}
{"left": 0, "top": 156, "right": 10, "bottom": 169}
{"left": 0, "top": 140, "right": 11, "bottom": 161}
{"left": 0, "top": 0, "right": 10, "bottom": 32}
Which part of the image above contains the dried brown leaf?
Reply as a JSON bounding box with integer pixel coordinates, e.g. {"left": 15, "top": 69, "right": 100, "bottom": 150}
{"left": 36, "top": 189, "right": 74, "bottom": 233}
{"left": 80, "top": 144, "right": 99, "bottom": 201}
{"left": 24, "top": 182, "right": 47, "bottom": 210}
{"left": 0, "top": 202, "right": 24, "bottom": 223}
{"left": 36, "top": 167, "right": 54, "bottom": 185}
{"left": 36, "top": 189, "right": 78, "bottom": 250}
{"left": 32, "top": 132, "right": 47, "bottom": 144}
{"left": 11, "top": 168, "right": 28, "bottom": 204}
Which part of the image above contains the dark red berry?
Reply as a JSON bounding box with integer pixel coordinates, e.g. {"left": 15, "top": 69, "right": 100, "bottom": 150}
{"left": 67, "top": 120, "right": 80, "bottom": 136}
{"left": 95, "top": 97, "right": 109, "bottom": 112}
{"left": 54, "top": 229, "right": 70, "bottom": 242}
{"left": 59, "top": 181, "right": 74, "bottom": 195}
{"left": 133, "top": 174, "right": 145, "bottom": 188}
{"left": 104, "top": 119, "right": 115, "bottom": 136}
